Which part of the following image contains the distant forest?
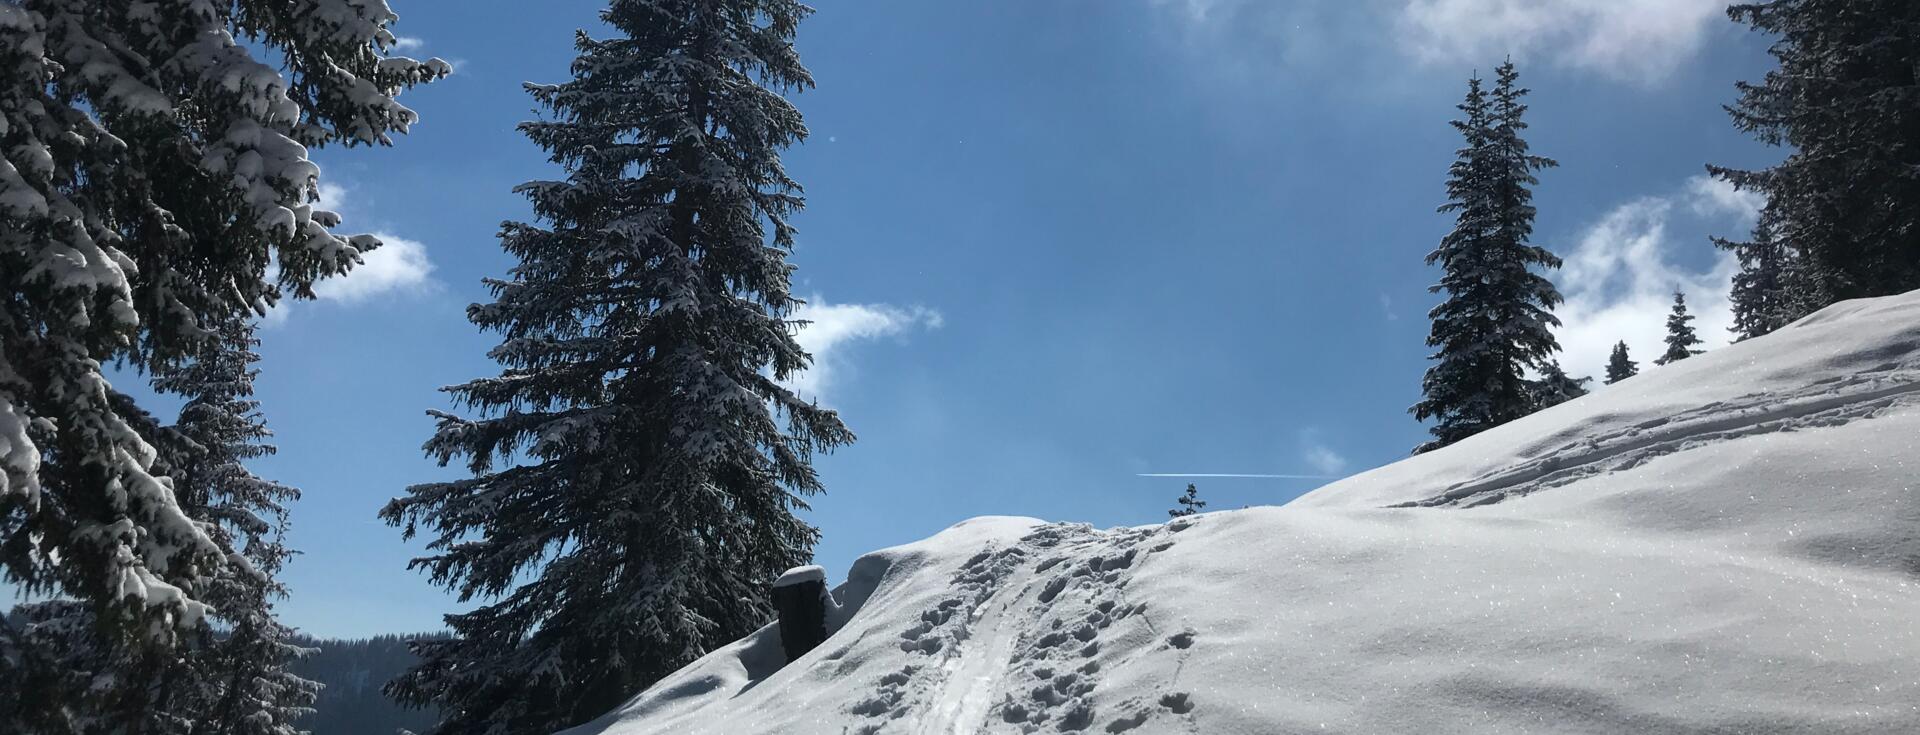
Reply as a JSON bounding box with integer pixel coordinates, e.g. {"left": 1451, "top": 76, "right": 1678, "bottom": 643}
{"left": 3, "top": 610, "right": 442, "bottom": 733}
{"left": 289, "top": 634, "right": 443, "bottom": 735}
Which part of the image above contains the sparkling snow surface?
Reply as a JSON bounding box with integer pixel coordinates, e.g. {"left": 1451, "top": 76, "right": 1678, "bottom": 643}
{"left": 566, "top": 293, "right": 1920, "bottom": 735}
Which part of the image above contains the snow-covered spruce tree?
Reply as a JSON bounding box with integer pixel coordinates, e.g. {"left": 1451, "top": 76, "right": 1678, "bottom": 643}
{"left": 160, "top": 320, "right": 320, "bottom": 735}
{"left": 1707, "top": 0, "right": 1920, "bottom": 311}
{"left": 1605, "top": 342, "right": 1639, "bottom": 384}
{"left": 379, "top": 2, "right": 851, "bottom": 732}
{"left": 1655, "top": 291, "right": 1704, "bottom": 366}
{"left": 8, "top": 322, "right": 319, "bottom": 734}
{"left": 1411, "top": 61, "right": 1563, "bottom": 454}
{"left": 1528, "top": 361, "right": 1590, "bottom": 411}
{"left": 1714, "top": 216, "right": 1801, "bottom": 341}
{"left": 5, "top": 394, "right": 215, "bottom": 734}
{"left": 0, "top": 0, "right": 439, "bottom": 728}
{"left": 1169, "top": 484, "right": 1206, "bottom": 518}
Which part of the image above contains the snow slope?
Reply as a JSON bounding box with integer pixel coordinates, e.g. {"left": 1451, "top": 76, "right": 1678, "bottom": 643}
{"left": 565, "top": 292, "right": 1920, "bottom": 735}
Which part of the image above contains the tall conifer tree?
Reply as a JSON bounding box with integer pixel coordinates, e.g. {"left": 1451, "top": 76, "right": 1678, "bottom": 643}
{"left": 1714, "top": 216, "right": 1800, "bottom": 340}
{"left": 163, "top": 321, "right": 320, "bottom": 735}
{"left": 1412, "top": 61, "right": 1563, "bottom": 454}
{"left": 7, "top": 321, "right": 319, "bottom": 734}
{"left": 380, "top": 2, "right": 852, "bottom": 732}
{"left": 1708, "top": 0, "right": 1920, "bottom": 311}
{"left": 1656, "top": 291, "right": 1704, "bottom": 365}
{"left": 0, "top": 2, "right": 440, "bottom": 728}
{"left": 1605, "top": 342, "right": 1639, "bottom": 384}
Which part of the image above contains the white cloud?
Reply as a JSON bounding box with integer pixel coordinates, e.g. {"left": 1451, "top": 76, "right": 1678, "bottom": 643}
{"left": 262, "top": 181, "right": 437, "bottom": 326}
{"left": 310, "top": 182, "right": 435, "bottom": 302}
{"left": 1151, "top": 0, "right": 1725, "bottom": 85}
{"left": 1302, "top": 442, "right": 1348, "bottom": 476}
{"left": 1553, "top": 176, "right": 1745, "bottom": 381}
{"left": 1684, "top": 175, "right": 1765, "bottom": 222}
{"left": 1138, "top": 430, "right": 1350, "bottom": 480}
{"left": 1149, "top": 0, "right": 1368, "bottom": 78}
{"left": 785, "top": 298, "right": 943, "bottom": 404}
{"left": 1395, "top": 0, "right": 1725, "bottom": 83}
{"left": 312, "top": 181, "right": 350, "bottom": 214}
{"left": 381, "top": 37, "right": 460, "bottom": 76}
{"left": 1137, "top": 473, "right": 1335, "bottom": 479}
{"left": 1295, "top": 428, "right": 1350, "bottom": 477}
{"left": 257, "top": 294, "right": 292, "bottom": 327}
{"left": 1152, "top": 0, "right": 1222, "bottom": 22}
{"left": 311, "top": 234, "right": 435, "bottom": 303}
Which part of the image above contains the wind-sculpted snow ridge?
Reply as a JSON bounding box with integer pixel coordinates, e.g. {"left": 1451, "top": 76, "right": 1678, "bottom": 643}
{"left": 565, "top": 292, "right": 1920, "bottom": 735}
{"left": 1394, "top": 364, "right": 1920, "bottom": 510}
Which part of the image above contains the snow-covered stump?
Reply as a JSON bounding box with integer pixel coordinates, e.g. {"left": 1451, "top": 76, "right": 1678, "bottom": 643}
{"left": 772, "top": 566, "right": 830, "bottom": 663}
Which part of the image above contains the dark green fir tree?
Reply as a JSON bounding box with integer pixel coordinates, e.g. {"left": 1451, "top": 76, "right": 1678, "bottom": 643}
{"left": 380, "top": 2, "right": 853, "bottom": 732}
{"left": 162, "top": 321, "right": 320, "bottom": 735}
{"left": 1169, "top": 484, "right": 1207, "bottom": 517}
{"left": 7, "top": 322, "right": 320, "bottom": 734}
{"left": 1655, "top": 291, "right": 1704, "bottom": 365}
{"left": 1411, "top": 60, "right": 1564, "bottom": 454}
{"left": 1708, "top": 0, "right": 1920, "bottom": 312}
{"left": 1714, "top": 217, "right": 1801, "bottom": 341}
{"left": 1605, "top": 342, "right": 1640, "bottom": 384}
{"left": 0, "top": 3, "right": 440, "bottom": 732}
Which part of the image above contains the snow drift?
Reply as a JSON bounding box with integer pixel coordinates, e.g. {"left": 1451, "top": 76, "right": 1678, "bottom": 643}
{"left": 565, "top": 292, "right": 1920, "bottom": 734}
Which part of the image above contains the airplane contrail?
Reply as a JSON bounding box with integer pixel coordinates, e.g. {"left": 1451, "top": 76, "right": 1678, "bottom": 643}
{"left": 1136, "top": 473, "right": 1337, "bottom": 479}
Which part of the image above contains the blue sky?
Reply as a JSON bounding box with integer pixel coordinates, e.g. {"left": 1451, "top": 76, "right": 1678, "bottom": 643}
{"left": 198, "top": 0, "right": 1780, "bottom": 637}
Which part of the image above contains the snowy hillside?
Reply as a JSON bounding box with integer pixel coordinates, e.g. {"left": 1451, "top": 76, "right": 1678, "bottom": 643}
{"left": 564, "top": 293, "right": 1920, "bottom": 735}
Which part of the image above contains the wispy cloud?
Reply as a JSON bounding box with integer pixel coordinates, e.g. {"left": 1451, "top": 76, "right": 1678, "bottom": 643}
{"left": 1136, "top": 473, "right": 1338, "bottom": 479}
{"left": 1301, "top": 444, "right": 1348, "bottom": 476}
{"left": 1684, "top": 175, "right": 1766, "bottom": 221}
{"left": 785, "top": 297, "right": 943, "bottom": 405}
{"left": 1552, "top": 175, "right": 1756, "bottom": 381}
{"left": 1148, "top": 0, "right": 1375, "bottom": 80}
{"left": 1296, "top": 427, "right": 1351, "bottom": 477}
{"left": 1151, "top": 0, "right": 1229, "bottom": 23}
{"left": 310, "top": 234, "right": 435, "bottom": 303}
{"left": 1151, "top": 0, "right": 1726, "bottom": 85}
{"left": 1396, "top": 0, "right": 1725, "bottom": 84}
{"left": 1141, "top": 429, "right": 1352, "bottom": 481}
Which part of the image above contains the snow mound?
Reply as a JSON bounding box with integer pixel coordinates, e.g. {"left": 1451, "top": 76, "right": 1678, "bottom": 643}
{"left": 773, "top": 565, "right": 828, "bottom": 588}
{"left": 565, "top": 293, "right": 1920, "bottom": 734}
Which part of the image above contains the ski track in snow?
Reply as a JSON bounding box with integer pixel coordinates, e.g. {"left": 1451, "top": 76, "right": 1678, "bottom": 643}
{"left": 1398, "top": 361, "right": 1920, "bottom": 510}
{"left": 844, "top": 521, "right": 1204, "bottom": 734}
